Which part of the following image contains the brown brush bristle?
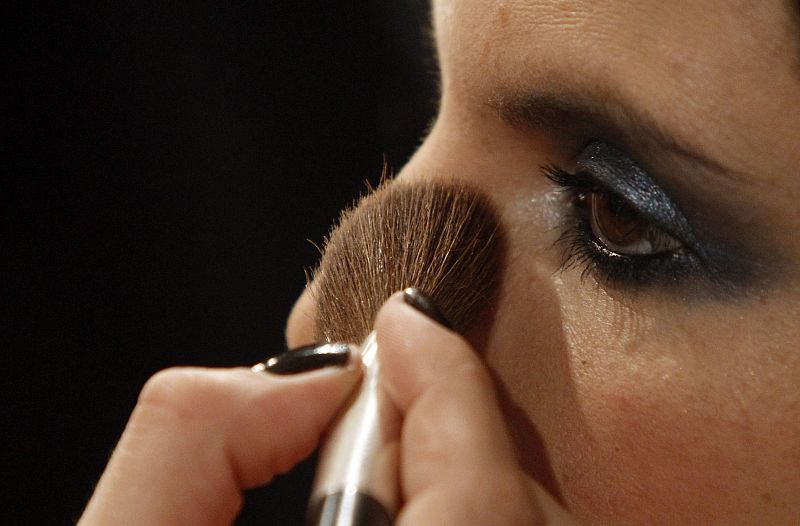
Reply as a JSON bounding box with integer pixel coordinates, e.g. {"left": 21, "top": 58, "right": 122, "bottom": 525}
{"left": 312, "top": 181, "right": 502, "bottom": 344}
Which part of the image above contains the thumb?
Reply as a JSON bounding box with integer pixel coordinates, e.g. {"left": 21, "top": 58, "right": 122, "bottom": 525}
{"left": 375, "top": 290, "right": 576, "bottom": 525}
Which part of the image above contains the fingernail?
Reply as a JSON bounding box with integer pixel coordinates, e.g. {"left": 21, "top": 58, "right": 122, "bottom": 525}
{"left": 402, "top": 287, "right": 453, "bottom": 329}
{"left": 252, "top": 342, "right": 351, "bottom": 375}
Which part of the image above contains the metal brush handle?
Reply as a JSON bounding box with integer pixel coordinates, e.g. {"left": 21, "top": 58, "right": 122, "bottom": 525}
{"left": 306, "top": 332, "right": 400, "bottom": 526}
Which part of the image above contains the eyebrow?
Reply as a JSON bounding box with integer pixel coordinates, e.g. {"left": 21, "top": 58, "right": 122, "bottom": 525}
{"left": 486, "top": 89, "right": 750, "bottom": 186}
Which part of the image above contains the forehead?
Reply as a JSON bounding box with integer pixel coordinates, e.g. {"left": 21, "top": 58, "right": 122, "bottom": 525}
{"left": 434, "top": 0, "right": 797, "bottom": 73}
{"left": 434, "top": 0, "right": 800, "bottom": 92}
{"left": 432, "top": 0, "right": 800, "bottom": 175}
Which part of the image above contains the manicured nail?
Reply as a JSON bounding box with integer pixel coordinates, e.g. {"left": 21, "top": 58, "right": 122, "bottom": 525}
{"left": 402, "top": 287, "right": 453, "bottom": 329}
{"left": 252, "top": 342, "right": 351, "bottom": 375}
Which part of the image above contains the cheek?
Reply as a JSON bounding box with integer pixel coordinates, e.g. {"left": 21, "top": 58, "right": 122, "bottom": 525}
{"left": 558, "top": 360, "right": 753, "bottom": 523}
{"left": 486, "top": 278, "right": 800, "bottom": 524}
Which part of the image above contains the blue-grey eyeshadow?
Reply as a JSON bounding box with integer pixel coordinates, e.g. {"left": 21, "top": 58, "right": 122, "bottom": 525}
{"left": 574, "top": 141, "right": 756, "bottom": 290}
{"left": 575, "top": 142, "right": 697, "bottom": 245}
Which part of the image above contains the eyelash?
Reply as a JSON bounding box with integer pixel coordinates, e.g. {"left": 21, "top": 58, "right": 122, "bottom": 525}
{"left": 542, "top": 165, "right": 703, "bottom": 286}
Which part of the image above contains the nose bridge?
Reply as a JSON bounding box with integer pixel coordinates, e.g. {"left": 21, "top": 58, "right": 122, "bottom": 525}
{"left": 396, "top": 87, "right": 570, "bottom": 276}
{"left": 394, "top": 85, "right": 569, "bottom": 340}
{"left": 402, "top": 83, "right": 564, "bottom": 182}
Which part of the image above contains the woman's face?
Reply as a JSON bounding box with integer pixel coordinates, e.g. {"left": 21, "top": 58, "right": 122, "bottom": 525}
{"left": 401, "top": 0, "right": 800, "bottom": 522}
{"left": 294, "top": 0, "right": 800, "bottom": 523}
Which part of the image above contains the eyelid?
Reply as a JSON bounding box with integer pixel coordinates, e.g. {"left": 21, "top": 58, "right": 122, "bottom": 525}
{"left": 575, "top": 172, "right": 684, "bottom": 243}
{"left": 574, "top": 142, "right": 698, "bottom": 249}
{"left": 546, "top": 164, "right": 689, "bottom": 250}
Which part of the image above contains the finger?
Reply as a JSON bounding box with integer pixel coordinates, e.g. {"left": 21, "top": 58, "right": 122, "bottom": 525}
{"left": 79, "top": 358, "right": 359, "bottom": 526}
{"left": 375, "top": 293, "right": 519, "bottom": 491}
{"left": 375, "top": 292, "right": 575, "bottom": 525}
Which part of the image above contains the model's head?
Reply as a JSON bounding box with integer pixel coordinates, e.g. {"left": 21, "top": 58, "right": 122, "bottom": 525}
{"left": 290, "top": 1, "right": 800, "bottom": 523}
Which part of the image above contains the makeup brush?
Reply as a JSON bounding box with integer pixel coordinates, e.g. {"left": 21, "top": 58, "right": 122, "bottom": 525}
{"left": 306, "top": 181, "right": 502, "bottom": 526}
{"left": 313, "top": 180, "right": 502, "bottom": 343}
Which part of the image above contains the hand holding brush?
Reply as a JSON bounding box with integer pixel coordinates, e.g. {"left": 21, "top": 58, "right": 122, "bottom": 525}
{"left": 78, "top": 183, "right": 576, "bottom": 526}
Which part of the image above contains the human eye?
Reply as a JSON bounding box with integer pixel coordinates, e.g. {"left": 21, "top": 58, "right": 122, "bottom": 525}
{"left": 543, "top": 141, "right": 726, "bottom": 287}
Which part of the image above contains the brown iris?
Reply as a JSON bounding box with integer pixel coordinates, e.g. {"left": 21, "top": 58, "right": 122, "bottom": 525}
{"left": 586, "top": 191, "right": 681, "bottom": 256}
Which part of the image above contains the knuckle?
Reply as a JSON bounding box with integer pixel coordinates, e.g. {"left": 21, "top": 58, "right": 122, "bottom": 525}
{"left": 137, "top": 367, "right": 214, "bottom": 420}
{"left": 453, "top": 359, "right": 493, "bottom": 390}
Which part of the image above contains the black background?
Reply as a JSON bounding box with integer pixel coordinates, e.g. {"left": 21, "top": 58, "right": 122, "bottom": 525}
{"left": 7, "top": 2, "right": 436, "bottom": 524}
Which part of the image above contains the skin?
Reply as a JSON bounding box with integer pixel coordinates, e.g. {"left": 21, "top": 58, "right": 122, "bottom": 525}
{"left": 81, "top": 1, "right": 800, "bottom": 524}
{"left": 391, "top": 0, "right": 800, "bottom": 523}
{"left": 299, "top": 0, "right": 800, "bottom": 522}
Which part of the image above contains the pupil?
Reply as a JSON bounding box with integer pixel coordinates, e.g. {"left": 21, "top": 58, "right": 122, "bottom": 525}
{"left": 592, "top": 193, "right": 645, "bottom": 247}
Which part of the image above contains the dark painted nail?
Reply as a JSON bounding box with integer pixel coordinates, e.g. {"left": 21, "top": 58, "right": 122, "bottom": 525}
{"left": 402, "top": 287, "right": 453, "bottom": 329}
{"left": 253, "top": 342, "right": 351, "bottom": 375}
